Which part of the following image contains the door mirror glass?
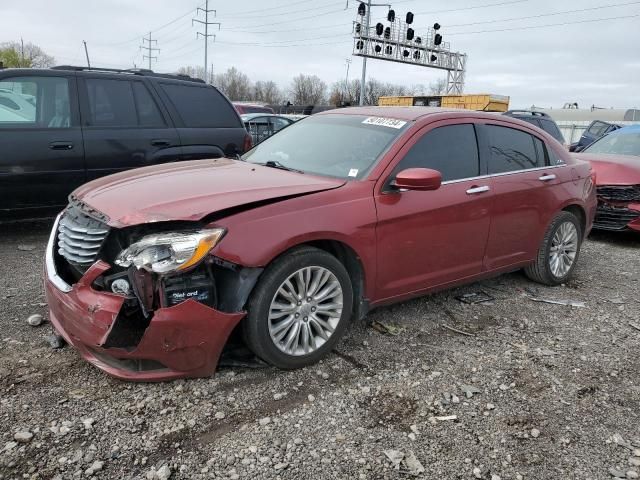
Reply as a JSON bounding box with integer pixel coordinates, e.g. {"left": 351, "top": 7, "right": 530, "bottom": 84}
{"left": 393, "top": 168, "right": 442, "bottom": 191}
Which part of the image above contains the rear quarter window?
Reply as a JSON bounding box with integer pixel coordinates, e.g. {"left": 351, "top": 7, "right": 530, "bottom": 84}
{"left": 160, "top": 83, "right": 241, "bottom": 128}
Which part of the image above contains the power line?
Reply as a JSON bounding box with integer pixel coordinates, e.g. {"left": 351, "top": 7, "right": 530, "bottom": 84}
{"left": 445, "top": 0, "right": 640, "bottom": 28}
{"left": 218, "top": 0, "right": 322, "bottom": 16}
{"left": 219, "top": 1, "right": 344, "bottom": 20}
{"left": 193, "top": 0, "right": 220, "bottom": 82}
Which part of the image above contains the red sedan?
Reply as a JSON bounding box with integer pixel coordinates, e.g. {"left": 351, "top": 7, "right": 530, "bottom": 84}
{"left": 44, "top": 107, "right": 596, "bottom": 381}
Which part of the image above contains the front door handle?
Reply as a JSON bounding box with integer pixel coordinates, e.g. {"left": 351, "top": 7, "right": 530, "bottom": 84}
{"left": 466, "top": 185, "right": 490, "bottom": 195}
{"left": 151, "top": 139, "right": 171, "bottom": 147}
{"left": 49, "top": 142, "right": 74, "bottom": 150}
{"left": 539, "top": 174, "right": 557, "bottom": 182}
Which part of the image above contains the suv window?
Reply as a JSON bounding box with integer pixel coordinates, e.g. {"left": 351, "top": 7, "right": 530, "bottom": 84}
{"left": 0, "top": 76, "right": 70, "bottom": 128}
{"left": 487, "top": 125, "right": 544, "bottom": 173}
{"left": 394, "top": 124, "right": 480, "bottom": 182}
{"left": 86, "top": 79, "right": 138, "bottom": 127}
{"left": 160, "top": 83, "right": 240, "bottom": 128}
{"left": 539, "top": 118, "right": 564, "bottom": 143}
{"left": 132, "top": 82, "right": 165, "bottom": 127}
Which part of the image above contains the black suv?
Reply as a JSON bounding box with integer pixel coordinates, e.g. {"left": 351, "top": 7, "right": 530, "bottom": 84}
{"left": 503, "top": 110, "right": 565, "bottom": 145}
{"left": 0, "top": 66, "right": 250, "bottom": 219}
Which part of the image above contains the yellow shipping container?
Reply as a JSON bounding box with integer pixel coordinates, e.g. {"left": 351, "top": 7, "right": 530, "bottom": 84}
{"left": 378, "top": 94, "right": 510, "bottom": 112}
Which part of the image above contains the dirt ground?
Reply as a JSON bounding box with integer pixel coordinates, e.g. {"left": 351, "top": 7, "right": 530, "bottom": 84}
{"left": 1, "top": 220, "right": 639, "bottom": 480}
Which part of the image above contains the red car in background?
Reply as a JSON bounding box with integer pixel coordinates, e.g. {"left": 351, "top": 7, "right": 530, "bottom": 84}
{"left": 233, "top": 102, "right": 275, "bottom": 115}
{"left": 574, "top": 125, "right": 640, "bottom": 232}
{"left": 44, "top": 107, "right": 596, "bottom": 381}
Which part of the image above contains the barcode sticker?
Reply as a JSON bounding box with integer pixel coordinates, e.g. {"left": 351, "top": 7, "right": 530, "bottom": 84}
{"left": 362, "top": 117, "right": 407, "bottom": 129}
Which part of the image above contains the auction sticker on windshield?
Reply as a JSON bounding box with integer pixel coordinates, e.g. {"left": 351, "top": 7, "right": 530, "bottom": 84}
{"left": 362, "top": 117, "right": 407, "bottom": 129}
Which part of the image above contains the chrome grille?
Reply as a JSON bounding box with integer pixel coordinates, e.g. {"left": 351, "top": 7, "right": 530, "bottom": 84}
{"left": 57, "top": 209, "right": 109, "bottom": 265}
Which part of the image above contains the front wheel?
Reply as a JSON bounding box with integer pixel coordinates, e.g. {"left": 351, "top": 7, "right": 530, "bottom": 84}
{"left": 525, "top": 211, "right": 582, "bottom": 286}
{"left": 243, "top": 247, "right": 353, "bottom": 369}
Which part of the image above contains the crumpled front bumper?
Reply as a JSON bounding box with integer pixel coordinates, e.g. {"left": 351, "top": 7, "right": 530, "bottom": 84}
{"left": 44, "top": 215, "right": 245, "bottom": 382}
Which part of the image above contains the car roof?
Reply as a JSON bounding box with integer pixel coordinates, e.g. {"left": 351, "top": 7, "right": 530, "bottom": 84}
{"left": 317, "top": 106, "right": 512, "bottom": 122}
{"left": 241, "top": 113, "right": 288, "bottom": 121}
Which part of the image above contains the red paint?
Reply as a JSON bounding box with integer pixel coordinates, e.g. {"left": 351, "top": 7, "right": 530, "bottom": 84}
{"left": 46, "top": 107, "right": 596, "bottom": 381}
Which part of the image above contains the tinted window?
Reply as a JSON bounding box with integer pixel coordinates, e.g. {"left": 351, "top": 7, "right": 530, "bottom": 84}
{"left": 539, "top": 119, "right": 564, "bottom": 143}
{"left": 86, "top": 79, "right": 137, "bottom": 127}
{"left": 487, "top": 125, "right": 542, "bottom": 173}
{"left": 393, "top": 124, "right": 479, "bottom": 182}
{"left": 0, "top": 76, "right": 70, "bottom": 128}
{"left": 132, "top": 82, "right": 165, "bottom": 127}
{"left": 533, "top": 137, "right": 549, "bottom": 166}
{"left": 271, "top": 117, "right": 291, "bottom": 131}
{"left": 161, "top": 83, "right": 240, "bottom": 128}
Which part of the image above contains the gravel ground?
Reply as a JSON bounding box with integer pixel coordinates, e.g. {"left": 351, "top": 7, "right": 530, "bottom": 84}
{"left": 1, "top": 220, "right": 639, "bottom": 480}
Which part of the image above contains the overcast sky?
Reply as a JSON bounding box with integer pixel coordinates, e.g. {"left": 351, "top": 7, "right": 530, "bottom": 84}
{"left": 4, "top": 0, "right": 639, "bottom": 108}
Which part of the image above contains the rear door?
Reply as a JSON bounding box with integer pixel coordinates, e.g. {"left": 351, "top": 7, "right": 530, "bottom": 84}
{"left": 155, "top": 81, "right": 246, "bottom": 160}
{"left": 78, "top": 76, "right": 181, "bottom": 181}
{"left": 480, "top": 121, "right": 566, "bottom": 269}
{"left": 0, "top": 72, "right": 84, "bottom": 213}
{"left": 375, "top": 121, "right": 493, "bottom": 299}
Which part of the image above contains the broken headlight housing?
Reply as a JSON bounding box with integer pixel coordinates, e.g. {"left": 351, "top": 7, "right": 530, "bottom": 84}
{"left": 115, "top": 229, "right": 225, "bottom": 274}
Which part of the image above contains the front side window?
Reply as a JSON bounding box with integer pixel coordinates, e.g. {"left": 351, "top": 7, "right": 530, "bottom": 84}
{"left": 487, "top": 125, "right": 543, "bottom": 174}
{"left": 0, "top": 76, "right": 70, "bottom": 128}
{"left": 86, "top": 79, "right": 137, "bottom": 127}
{"left": 244, "top": 114, "right": 409, "bottom": 180}
{"left": 392, "top": 124, "right": 480, "bottom": 182}
{"left": 583, "top": 131, "right": 640, "bottom": 157}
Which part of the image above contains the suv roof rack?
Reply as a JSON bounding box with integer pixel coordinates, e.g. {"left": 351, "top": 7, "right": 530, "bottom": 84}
{"left": 505, "top": 110, "right": 550, "bottom": 118}
{"left": 50, "top": 65, "right": 205, "bottom": 83}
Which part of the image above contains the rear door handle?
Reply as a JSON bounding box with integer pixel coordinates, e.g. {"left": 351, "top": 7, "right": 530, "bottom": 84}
{"left": 49, "top": 142, "right": 74, "bottom": 150}
{"left": 151, "top": 139, "right": 171, "bottom": 147}
{"left": 539, "top": 174, "right": 557, "bottom": 182}
{"left": 466, "top": 185, "right": 490, "bottom": 195}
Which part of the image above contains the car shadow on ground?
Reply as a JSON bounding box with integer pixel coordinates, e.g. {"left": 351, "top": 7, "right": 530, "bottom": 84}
{"left": 588, "top": 229, "right": 640, "bottom": 248}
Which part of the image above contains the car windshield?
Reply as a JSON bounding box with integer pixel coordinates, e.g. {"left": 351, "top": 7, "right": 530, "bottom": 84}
{"left": 584, "top": 130, "right": 640, "bottom": 157}
{"left": 242, "top": 114, "right": 410, "bottom": 180}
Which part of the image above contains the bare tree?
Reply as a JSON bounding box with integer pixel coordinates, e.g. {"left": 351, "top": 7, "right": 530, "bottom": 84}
{"left": 212, "top": 67, "right": 252, "bottom": 101}
{"left": 428, "top": 77, "right": 448, "bottom": 95}
{"left": 290, "top": 74, "right": 327, "bottom": 105}
{"left": 253, "top": 80, "right": 283, "bottom": 104}
{"left": 0, "top": 41, "right": 54, "bottom": 68}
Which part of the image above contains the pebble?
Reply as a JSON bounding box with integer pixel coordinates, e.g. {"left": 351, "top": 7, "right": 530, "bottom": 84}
{"left": 156, "top": 465, "right": 172, "bottom": 480}
{"left": 531, "top": 428, "right": 541, "bottom": 438}
{"left": 630, "top": 458, "right": 640, "bottom": 467}
{"left": 214, "top": 412, "right": 225, "bottom": 420}
{"left": 274, "top": 462, "right": 288, "bottom": 470}
{"left": 14, "top": 431, "right": 33, "bottom": 443}
{"left": 273, "top": 393, "right": 285, "bottom": 401}
{"left": 473, "top": 467, "right": 483, "bottom": 478}
{"left": 308, "top": 394, "right": 316, "bottom": 402}
{"left": 627, "top": 471, "right": 639, "bottom": 479}
{"left": 85, "top": 460, "right": 104, "bottom": 476}
{"left": 82, "top": 418, "right": 95, "bottom": 430}
{"left": 610, "top": 468, "right": 627, "bottom": 478}
{"left": 258, "top": 417, "right": 271, "bottom": 426}
{"left": 27, "top": 314, "right": 44, "bottom": 327}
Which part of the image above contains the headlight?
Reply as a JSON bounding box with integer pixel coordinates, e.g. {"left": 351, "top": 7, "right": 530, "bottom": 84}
{"left": 115, "top": 228, "right": 225, "bottom": 274}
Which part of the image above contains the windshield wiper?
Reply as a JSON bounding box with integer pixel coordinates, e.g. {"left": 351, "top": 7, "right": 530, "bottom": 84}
{"left": 261, "top": 160, "right": 305, "bottom": 174}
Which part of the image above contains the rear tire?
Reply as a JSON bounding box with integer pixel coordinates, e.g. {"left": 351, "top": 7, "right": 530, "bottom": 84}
{"left": 243, "top": 246, "right": 353, "bottom": 369}
{"left": 525, "top": 211, "right": 582, "bottom": 286}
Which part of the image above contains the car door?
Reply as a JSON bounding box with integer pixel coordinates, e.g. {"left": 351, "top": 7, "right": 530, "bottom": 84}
{"left": 374, "top": 121, "right": 493, "bottom": 300}
{"left": 480, "top": 121, "right": 565, "bottom": 270}
{"left": 78, "top": 76, "right": 181, "bottom": 181}
{"left": 0, "top": 72, "right": 85, "bottom": 213}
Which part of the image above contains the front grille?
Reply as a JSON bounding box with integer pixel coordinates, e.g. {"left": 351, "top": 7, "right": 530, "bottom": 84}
{"left": 593, "top": 203, "right": 640, "bottom": 231}
{"left": 57, "top": 207, "right": 109, "bottom": 266}
{"left": 597, "top": 185, "right": 640, "bottom": 202}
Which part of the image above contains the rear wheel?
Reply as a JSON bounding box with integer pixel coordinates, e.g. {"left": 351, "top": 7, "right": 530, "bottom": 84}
{"left": 243, "top": 247, "right": 353, "bottom": 369}
{"left": 525, "top": 211, "right": 582, "bottom": 286}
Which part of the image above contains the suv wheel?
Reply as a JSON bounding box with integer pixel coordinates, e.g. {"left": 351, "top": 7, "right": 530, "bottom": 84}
{"left": 243, "top": 247, "right": 353, "bottom": 369}
{"left": 525, "top": 211, "right": 582, "bottom": 286}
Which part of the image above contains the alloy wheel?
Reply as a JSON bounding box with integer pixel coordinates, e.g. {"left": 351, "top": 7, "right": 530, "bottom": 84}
{"left": 549, "top": 221, "right": 578, "bottom": 278}
{"left": 268, "top": 266, "right": 343, "bottom": 356}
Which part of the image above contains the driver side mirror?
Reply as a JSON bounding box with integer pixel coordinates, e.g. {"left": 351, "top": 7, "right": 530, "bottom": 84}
{"left": 392, "top": 168, "right": 442, "bottom": 191}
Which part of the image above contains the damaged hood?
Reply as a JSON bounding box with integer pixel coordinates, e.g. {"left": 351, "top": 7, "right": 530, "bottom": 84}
{"left": 574, "top": 153, "right": 640, "bottom": 186}
{"left": 72, "top": 159, "right": 345, "bottom": 227}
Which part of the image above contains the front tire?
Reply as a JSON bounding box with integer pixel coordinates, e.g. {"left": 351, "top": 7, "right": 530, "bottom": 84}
{"left": 525, "top": 211, "right": 582, "bottom": 286}
{"left": 243, "top": 247, "right": 353, "bottom": 369}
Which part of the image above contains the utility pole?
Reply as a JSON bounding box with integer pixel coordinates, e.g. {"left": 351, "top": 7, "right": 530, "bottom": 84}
{"left": 193, "top": 0, "right": 220, "bottom": 83}
{"left": 344, "top": 58, "right": 352, "bottom": 103}
{"left": 20, "top": 38, "right": 25, "bottom": 67}
{"left": 83, "top": 41, "right": 91, "bottom": 68}
{"left": 140, "top": 32, "right": 159, "bottom": 70}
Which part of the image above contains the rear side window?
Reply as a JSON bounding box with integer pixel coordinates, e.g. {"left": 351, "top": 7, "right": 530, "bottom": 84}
{"left": 86, "top": 79, "right": 137, "bottom": 127}
{"left": 160, "top": 83, "right": 240, "bottom": 128}
{"left": 487, "top": 125, "right": 543, "bottom": 173}
{"left": 539, "top": 119, "right": 564, "bottom": 143}
{"left": 132, "top": 82, "right": 165, "bottom": 127}
{"left": 394, "top": 124, "right": 480, "bottom": 182}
